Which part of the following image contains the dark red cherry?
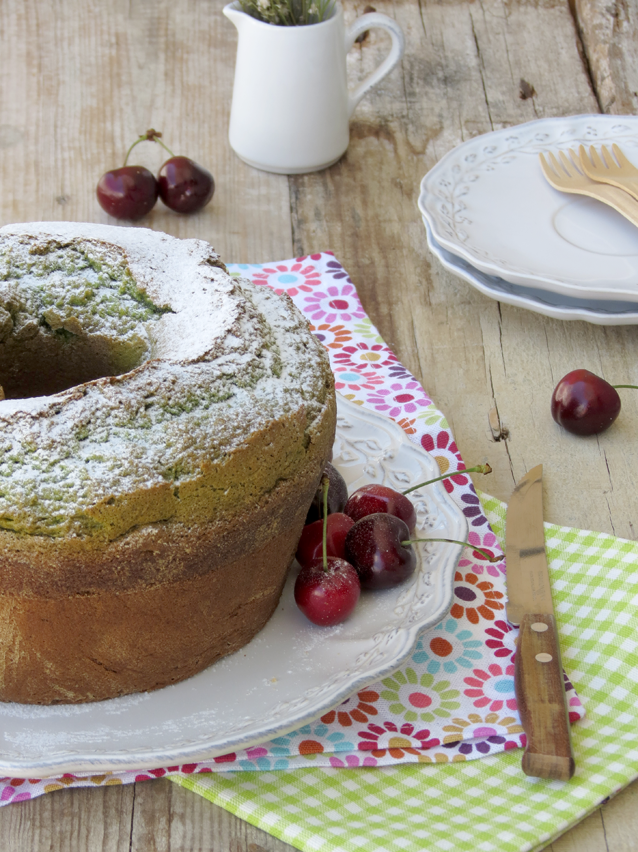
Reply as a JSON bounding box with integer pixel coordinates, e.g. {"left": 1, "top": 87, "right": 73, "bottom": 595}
{"left": 158, "top": 156, "right": 215, "bottom": 213}
{"left": 345, "top": 513, "right": 416, "bottom": 591}
{"left": 296, "top": 513, "right": 355, "bottom": 567}
{"left": 294, "top": 557, "right": 361, "bottom": 626}
{"left": 344, "top": 484, "right": 416, "bottom": 534}
{"left": 551, "top": 369, "right": 621, "bottom": 436}
{"left": 306, "top": 462, "right": 348, "bottom": 524}
{"left": 96, "top": 166, "right": 159, "bottom": 220}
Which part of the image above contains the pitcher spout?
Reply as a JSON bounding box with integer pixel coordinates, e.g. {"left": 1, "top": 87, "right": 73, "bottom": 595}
{"left": 223, "top": 1, "right": 246, "bottom": 30}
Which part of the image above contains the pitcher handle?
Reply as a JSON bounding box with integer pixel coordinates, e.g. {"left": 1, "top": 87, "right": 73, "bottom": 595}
{"left": 345, "top": 13, "right": 405, "bottom": 119}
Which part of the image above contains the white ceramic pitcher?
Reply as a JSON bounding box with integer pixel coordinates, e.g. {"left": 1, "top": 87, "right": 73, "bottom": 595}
{"left": 223, "top": 1, "right": 404, "bottom": 174}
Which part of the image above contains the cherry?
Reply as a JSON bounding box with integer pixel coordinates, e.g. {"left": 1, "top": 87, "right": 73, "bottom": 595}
{"left": 345, "top": 513, "right": 416, "bottom": 590}
{"left": 296, "top": 512, "right": 354, "bottom": 567}
{"left": 294, "top": 557, "right": 361, "bottom": 626}
{"left": 345, "top": 513, "right": 503, "bottom": 592}
{"left": 306, "top": 461, "right": 348, "bottom": 524}
{"left": 294, "top": 475, "right": 360, "bottom": 626}
{"left": 343, "top": 465, "right": 492, "bottom": 533}
{"left": 345, "top": 484, "right": 416, "bottom": 533}
{"left": 96, "top": 129, "right": 214, "bottom": 220}
{"left": 96, "top": 166, "right": 159, "bottom": 221}
{"left": 551, "top": 369, "right": 624, "bottom": 436}
{"left": 158, "top": 156, "right": 215, "bottom": 213}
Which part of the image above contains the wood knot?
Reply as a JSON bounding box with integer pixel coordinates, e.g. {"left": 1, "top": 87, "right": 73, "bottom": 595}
{"left": 489, "top": 406, "right": 509, "bottom": 441}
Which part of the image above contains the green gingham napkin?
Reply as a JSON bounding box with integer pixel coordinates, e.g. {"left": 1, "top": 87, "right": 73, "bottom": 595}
{"left": 170, "top": 492, "right": 638, "bottom": 852}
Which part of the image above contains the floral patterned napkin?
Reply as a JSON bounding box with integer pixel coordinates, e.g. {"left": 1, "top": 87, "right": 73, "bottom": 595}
{"left": 0, "top": 253, "right": 583, "bottom": 804}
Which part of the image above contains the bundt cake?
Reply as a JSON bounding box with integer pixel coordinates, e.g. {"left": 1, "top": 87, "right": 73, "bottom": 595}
{"left": 0, "top": 222, "right": 336, "bottom": 704}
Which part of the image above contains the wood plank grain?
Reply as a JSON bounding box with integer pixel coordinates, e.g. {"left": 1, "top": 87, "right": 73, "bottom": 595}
{"left": 572, "top": 0, "right": 638, "bottom": 115}
{"left": 0, "top": 0, "right": 293, "bottom": 261}
{"left": 290, "top": 0, "right": 638, "bottom": 542}
{"left": 600, "top": 780, "right": 638, "bottom": 851}
{"left": 548, "top": 808, "right": 608, "bottom": 852}
{"left": 0, "top": 784, "right": 134, "bottom": 852}
{"left": 131, "top": 779, "right": 297, "bottom": 851}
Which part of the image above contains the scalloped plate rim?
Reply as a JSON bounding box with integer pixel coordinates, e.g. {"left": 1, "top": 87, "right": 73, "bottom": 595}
{"left": 423, "top": 216, "right": 638, "bottom": 325}
{"left": 0, "top": 395, "right": 466, "bottom": 777}
{"left": 418, "top": 113, "right": 638, "bottom": 301}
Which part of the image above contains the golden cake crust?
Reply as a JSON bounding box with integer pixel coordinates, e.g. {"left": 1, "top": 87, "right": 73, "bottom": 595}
{"left": 0, "top": 223, "right": 336, "bottom": 703}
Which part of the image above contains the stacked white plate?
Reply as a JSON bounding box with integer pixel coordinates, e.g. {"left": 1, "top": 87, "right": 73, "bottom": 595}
{"left": 418, "top": 114, "right": 638, "bottom": 325}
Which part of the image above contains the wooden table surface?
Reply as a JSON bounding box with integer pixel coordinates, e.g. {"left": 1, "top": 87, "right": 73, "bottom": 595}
{"left": 1, "top": 0, "right": 637, "bottom": 848}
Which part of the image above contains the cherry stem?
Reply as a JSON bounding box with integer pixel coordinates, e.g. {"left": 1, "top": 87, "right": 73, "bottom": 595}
{"left": 321, "top": 475, "right": 329, "bottom": 571}
{"left": 122, "top": 129, "right": 175, "bottom": 166}
{"left": 612, "top": 384, "right": 638, "bottom": 390}
{"left": 402, "top": 463, "right": 492, "bottom": 496}
{"left": 403, "top": 537, "right": 503, "bottom": 563}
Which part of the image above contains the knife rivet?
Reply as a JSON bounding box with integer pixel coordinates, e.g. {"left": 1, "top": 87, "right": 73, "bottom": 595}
{"left": 535, "top": 652, "right": 553, "bottom": 663}
{"left": 531, "top": 622, "right": 549, "bottom": 632}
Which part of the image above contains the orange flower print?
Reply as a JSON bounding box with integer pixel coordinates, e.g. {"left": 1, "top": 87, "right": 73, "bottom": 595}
{"left": 320, "top": 689, "right": 379, "bottom": 727}
{"left": 309, "top": 322, "right": 352, "bottom": 350}
{"left": 450, "top": 571, "right": 504, "bottom": 624}
{"left": 396, "top": 417, "right": 417, "bottom": 436}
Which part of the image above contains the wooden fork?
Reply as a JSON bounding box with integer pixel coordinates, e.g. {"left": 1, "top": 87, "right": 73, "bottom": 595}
{"left": 539, "top": 149, "right": 638, "bottom": 228}
{"left": 579, "top": 143, "right": 638, "bottom": 202}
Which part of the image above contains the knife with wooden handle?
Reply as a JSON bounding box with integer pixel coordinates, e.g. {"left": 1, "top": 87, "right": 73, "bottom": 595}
{"left": 505, "top": 465, "right": 575, "bottom": 781}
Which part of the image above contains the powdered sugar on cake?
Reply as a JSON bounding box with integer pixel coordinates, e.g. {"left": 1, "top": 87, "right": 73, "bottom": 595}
{"left": 0, "top": 223, "right": 329, "bottom": 538}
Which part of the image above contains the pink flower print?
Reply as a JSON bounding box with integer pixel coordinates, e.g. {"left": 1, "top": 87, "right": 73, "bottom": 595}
{"left": 463, "top": 663, "right": 517, "bottom": 712}
{"left": 245, "top": 746, "right": 269, "bottom": 760}
{"left": 358, "top": 722, "right": 440, "bottom": 757}
{"left": 334, "top": 369, "right": 384, "bottom": 392}
{"left": 1, "top": 786, "right": 31, "bottom": 803}
{"left": 304, "top": 283, "right": 365, "bottom": 324}
{"left": 420, "top": 431, "right": 466, "bottom": 493}
{"left": 329, "top": 754, "right": 378, "bottom": 768}
{"left": 295, "top": 253, "right": 330, "bottom": 262}
{"left": 212, "top": 752, "right": 237, "bottom": 764}
{"left": 332, "top": 342, "right": 398, "bottom": 372}
{"left": 484, "top": 620, "right": 517, "bottom": 661}
{"left": 458, "top": 530, "right": 505, "bottom": 577}
{"left": 365, "top": 381, "right": 430, "bottom": 419}
{"left": 252, "top": 262, "right": 321, "bottom": 297}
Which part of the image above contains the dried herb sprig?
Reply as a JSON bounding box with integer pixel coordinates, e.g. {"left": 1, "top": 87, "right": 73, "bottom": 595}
{"left": 238, "top": 0, "right": 336, "bottom": 26}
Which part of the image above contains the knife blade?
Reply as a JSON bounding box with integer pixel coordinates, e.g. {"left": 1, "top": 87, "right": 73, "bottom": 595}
{"left": 506, "top": 464, "right": 575, "bottom": 781}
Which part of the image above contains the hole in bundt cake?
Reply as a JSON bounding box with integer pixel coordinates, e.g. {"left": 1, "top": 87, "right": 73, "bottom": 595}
{"left": 0, "top": 330, "right": 148, "bottom": 399}
{"left": 0, "top": 236, "right": 173, "bottom": 399}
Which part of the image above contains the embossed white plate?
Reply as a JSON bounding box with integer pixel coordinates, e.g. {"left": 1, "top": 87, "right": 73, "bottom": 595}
{"left": 423, "top": 217, "right": 638, "bottom": 325}
{"left": 0, "top": 395, "right": 466, "bottom": 777}
{"left": 419, "top": 115, "right": 638, "bottom": 302}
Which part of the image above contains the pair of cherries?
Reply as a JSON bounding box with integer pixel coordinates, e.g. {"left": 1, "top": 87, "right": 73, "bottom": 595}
{"left": 96, "top": 130, "right": 215, "bottom": 220}
{"left": 294, "top": 462, "right": 495, "bottom": 627}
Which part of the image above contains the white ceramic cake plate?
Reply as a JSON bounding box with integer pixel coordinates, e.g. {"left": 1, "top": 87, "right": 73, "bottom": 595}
{"left": 0, "top": 395, "right": 466, "bottom": 777}
{"left": 419, "top": 114, "right": 638, "bottom": 303}
{"left": 423, "top": 218, "right": 638, "bottom": 325}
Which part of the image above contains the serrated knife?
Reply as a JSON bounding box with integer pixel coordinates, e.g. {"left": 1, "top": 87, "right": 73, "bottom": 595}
{"left": 506, "top": 464, "right": 575, "bottom": 781}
